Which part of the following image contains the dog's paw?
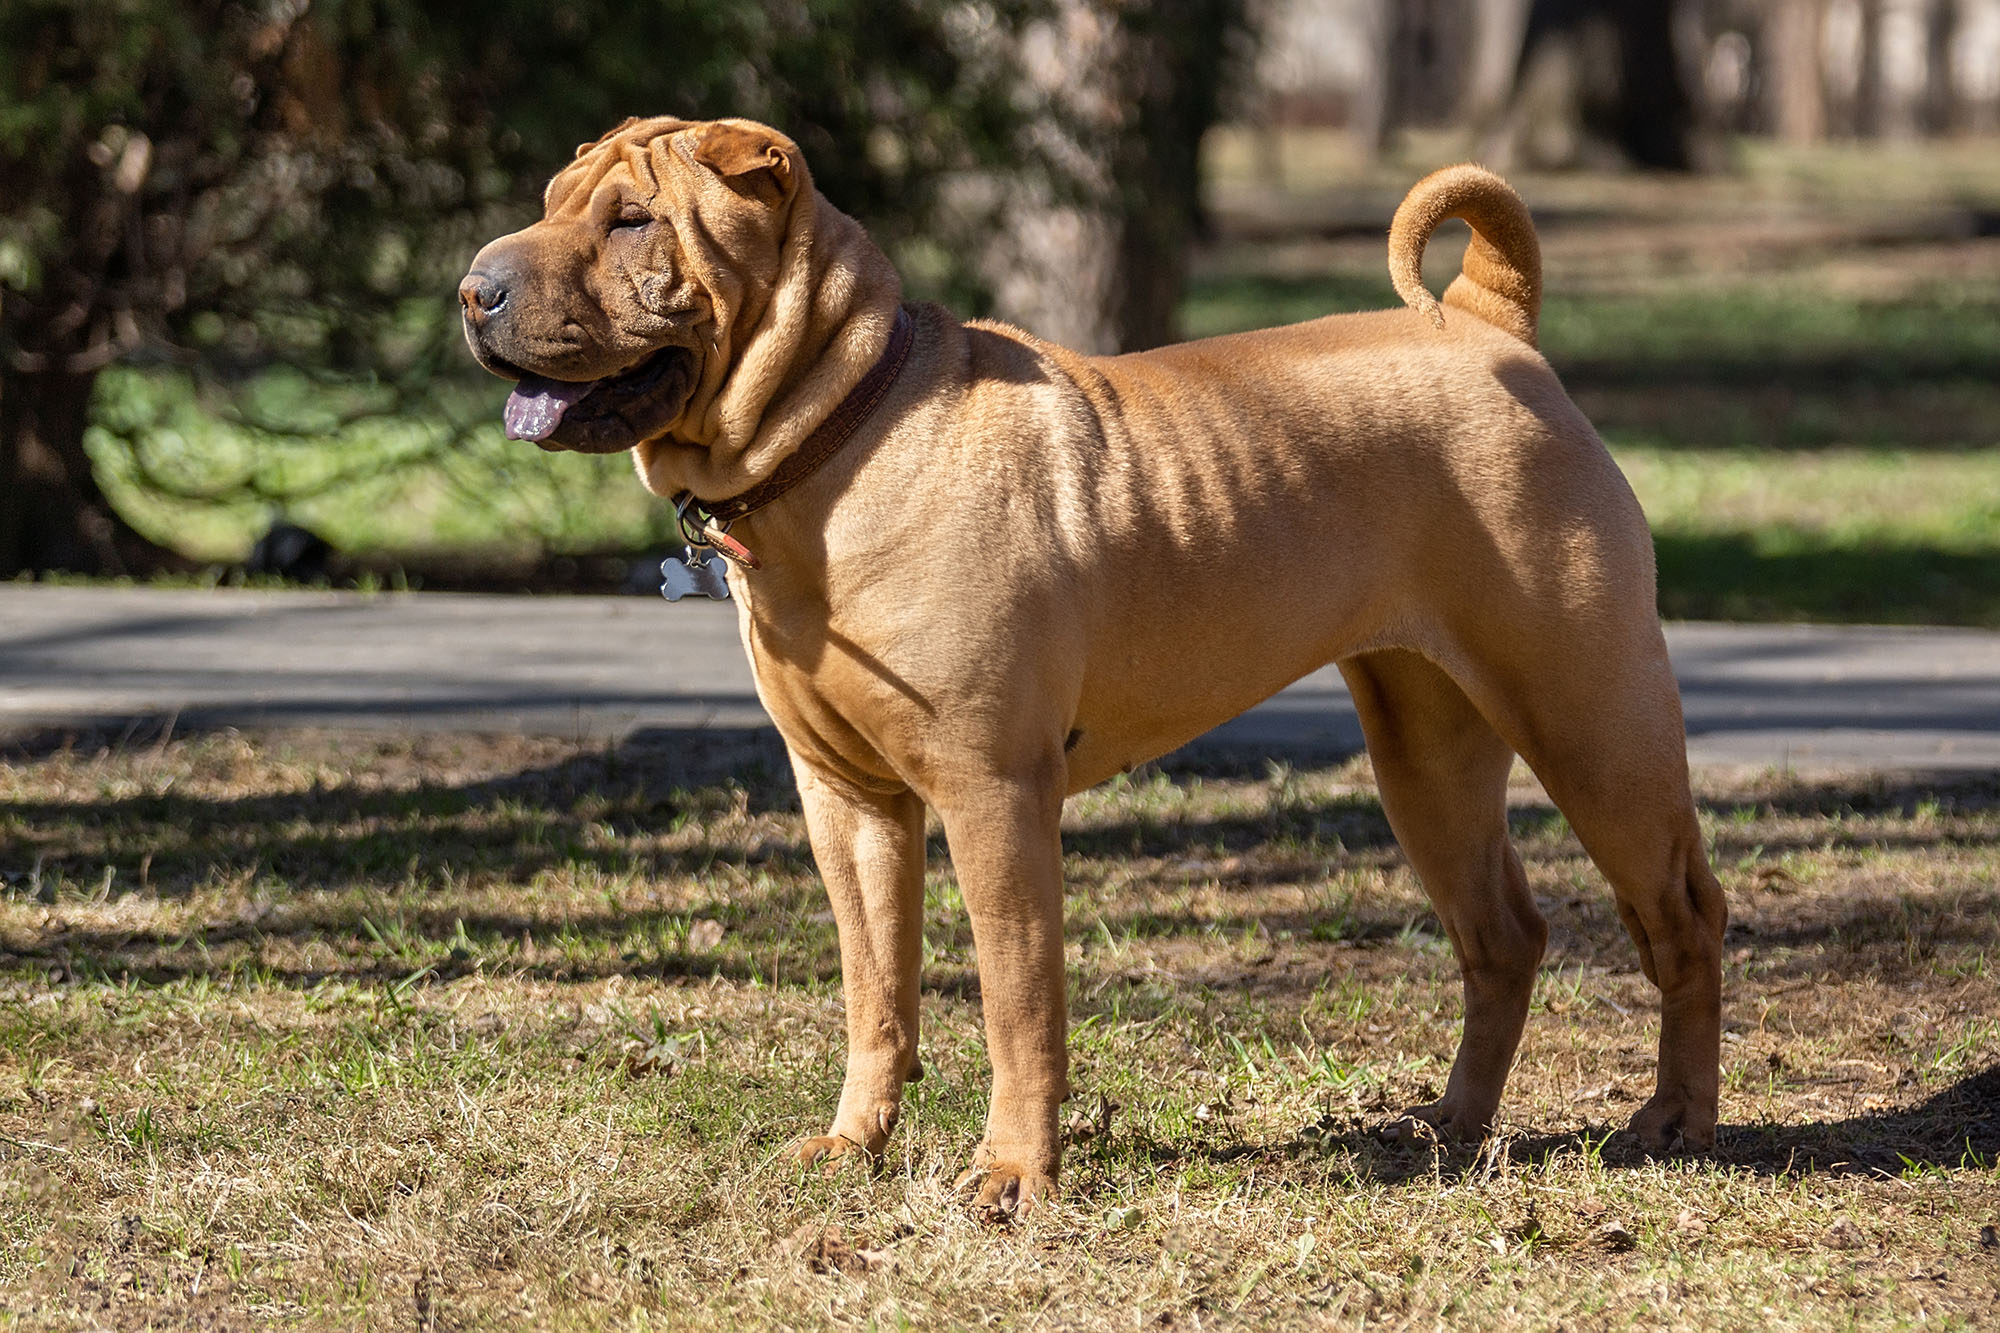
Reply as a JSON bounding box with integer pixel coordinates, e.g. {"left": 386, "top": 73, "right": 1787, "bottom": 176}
{"left": 792, "top": 1102, "right": 900, "bottom": 1173}
{"left": 1383, "top": 1097, "right": 1491, "bottom": 1145}
{"left": 1627, "top": 1091, "right": 1716, "bottom": 1154}
{"left": 953, "top": 1162, "right": 1054, "bottom": 1222}
{"left": 1378, "top": 1114, "right": 1443, "bottom": 1147}
{"left": 792, "top": 1134, "right": 878, "bottom": 1174}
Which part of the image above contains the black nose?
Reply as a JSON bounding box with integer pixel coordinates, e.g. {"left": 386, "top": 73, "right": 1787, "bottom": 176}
{"left": 459, "top": 271, "right": 508, "bottom": 321}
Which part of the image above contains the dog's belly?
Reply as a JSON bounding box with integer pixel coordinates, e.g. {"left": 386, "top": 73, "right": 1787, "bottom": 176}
{"left": 1061, "top": 574, "right": 1381, "bottom": 790}
{"left": 1063, "top": 671, "right": 1333, "bottom": 791}
{"left": 1055, "top": 480, "right": 1406, "bottom": 790}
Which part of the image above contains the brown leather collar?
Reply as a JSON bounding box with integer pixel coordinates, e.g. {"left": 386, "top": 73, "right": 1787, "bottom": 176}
{"left": 690, "top": 305, "right": 915, "bottom": 527}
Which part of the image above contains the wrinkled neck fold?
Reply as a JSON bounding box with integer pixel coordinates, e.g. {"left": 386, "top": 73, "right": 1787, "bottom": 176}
{"left": 637, "top": 191, "right": 903, "bottom": 503}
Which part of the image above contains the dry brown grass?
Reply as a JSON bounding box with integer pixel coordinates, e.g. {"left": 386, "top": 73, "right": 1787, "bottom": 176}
{"left": 2, "top": 729, "right": 1996, "bottom": 1330}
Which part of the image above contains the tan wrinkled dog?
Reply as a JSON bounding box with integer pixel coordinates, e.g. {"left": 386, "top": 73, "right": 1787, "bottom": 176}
{"left": 461, "top": 116, "right": 1726, "bottom": 1216}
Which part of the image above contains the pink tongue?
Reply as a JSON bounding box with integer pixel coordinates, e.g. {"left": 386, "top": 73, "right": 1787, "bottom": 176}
{"left": 503, "top": 376, "right": 596, "bottom": 441}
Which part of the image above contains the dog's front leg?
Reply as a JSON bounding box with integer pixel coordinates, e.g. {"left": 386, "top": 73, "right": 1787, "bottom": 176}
{"left": 936, "top": 773, "right": 1068, "bottom": 1217}
{"left": 791, "top": 765, "right": 927, "bottom": 1167}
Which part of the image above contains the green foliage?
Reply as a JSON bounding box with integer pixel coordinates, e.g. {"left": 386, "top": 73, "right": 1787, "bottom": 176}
{"left": 0, "top": 0, "right": 1040, "bottom": 547}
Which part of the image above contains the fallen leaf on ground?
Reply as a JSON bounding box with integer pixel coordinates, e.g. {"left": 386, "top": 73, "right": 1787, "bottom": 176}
{"left": 1597, "top": 1220, "right": 1637, "bottom": 1252}
{"left": 786, "top": 1223, "right": 891, "bottom": 1275}
{"left": 621, "top": 1036, "right": 683, "bottom": 1079}
{"left": 1674, "top": 1209, "right": 1711, "bottom": 1238}
{"left": 1065, "top": 1092, "right": 1118, "bottom": 1143}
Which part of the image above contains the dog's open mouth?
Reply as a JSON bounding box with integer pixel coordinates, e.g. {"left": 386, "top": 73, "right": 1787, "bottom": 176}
{"left": 501, "top": 347, "right": 696, "bottom": 454}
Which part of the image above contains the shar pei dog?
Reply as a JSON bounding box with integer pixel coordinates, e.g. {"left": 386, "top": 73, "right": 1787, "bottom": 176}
{"left": 460, "top": 115, "right": 1725, "bottom": 1216}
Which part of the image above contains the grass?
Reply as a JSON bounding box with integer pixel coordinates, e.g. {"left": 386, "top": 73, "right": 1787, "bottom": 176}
{"left": 2, "top": 729, "right": 1996, "bottom": 1329}
{"left": 86, "top": 370, "right": 681, "bottom": 566}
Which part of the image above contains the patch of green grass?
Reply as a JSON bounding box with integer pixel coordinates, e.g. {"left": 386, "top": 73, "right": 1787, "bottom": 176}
{"left": 1, "top": 731, "right": 1996, "bottom": 1329}
{"left": 1616, "top": 447, "right": 2000, "bottom": 624}
{"left": 86, "top": 367, "right": 680, "bottom": 564}
{"left": 1649, "top": 528, "right": 2000, "bottom": 625}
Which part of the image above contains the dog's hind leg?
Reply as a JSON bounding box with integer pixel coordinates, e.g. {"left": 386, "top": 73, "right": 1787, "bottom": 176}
{"left": 790, "top": 764, "right": 928, "bottom": 1168}
{"left": 1454, "top": 634, "right": 1726, "bottom": 1153}
{"left": 1340, "top": 648, "right": 1546, "bottom": 1141}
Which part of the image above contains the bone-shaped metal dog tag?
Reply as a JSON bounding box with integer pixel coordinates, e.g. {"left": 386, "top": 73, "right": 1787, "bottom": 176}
{"left": 660, "top": 547, "right": 730, "bottom": 601}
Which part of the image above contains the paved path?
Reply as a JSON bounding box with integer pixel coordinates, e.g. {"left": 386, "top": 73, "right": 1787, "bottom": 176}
{"left": 2, "top": 586, "right": 1997, "bottom": 772}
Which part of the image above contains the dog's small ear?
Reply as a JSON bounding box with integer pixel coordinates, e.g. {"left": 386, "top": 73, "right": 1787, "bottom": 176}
{"left": 689, "top": 120, "right": 796, "bottom": 204}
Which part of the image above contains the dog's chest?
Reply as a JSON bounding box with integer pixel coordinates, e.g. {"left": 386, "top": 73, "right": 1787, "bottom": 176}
{"left": 733, "top": 582, "right": 920, "bottom": 787}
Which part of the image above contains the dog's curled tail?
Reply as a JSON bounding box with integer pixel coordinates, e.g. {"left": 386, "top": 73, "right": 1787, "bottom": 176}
{"left": 1387, "top": 164, "right": 1541, "bottom": 347}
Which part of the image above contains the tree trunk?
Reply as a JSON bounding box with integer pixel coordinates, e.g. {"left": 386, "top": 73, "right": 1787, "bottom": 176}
{"left": 1388, "top": 0, "right": 1479, "bottom": 129}
{"left": 1856, "top": 0, "right": 1887, "bottom": 133}
{"left": 1491, "top": 0, "right": 1702, "bottom": 170}
{"left": 1879, "top": 0, "right": 1931, "bottom": 136}
{"left": 1462, "top": 0, "right": 1535, "bottom": 126}
{"left": 0, "top": 369, "right": 186, "bottom": 577}
{"left": 1767, "top": 0, "right": 1831, "bottom": 142}
{"left": 1607, "top": 0, "right": 1699, "bottom": 167}
{"left": 1347, "top": 0, "right": 1399, "bottom": 156}
{"left": 984, "top": 0, "right": 1242, "bottom": 354}
{"left": 1109, "top": 0, "right": 1237, "bottom": 351}
{"left": 1924, "top": 0, "right": 1962, "bottom": 131}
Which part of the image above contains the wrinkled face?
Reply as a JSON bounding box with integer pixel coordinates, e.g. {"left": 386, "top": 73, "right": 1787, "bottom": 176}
{"left": 458, "top": 116, "right": 793, "bottom": 454}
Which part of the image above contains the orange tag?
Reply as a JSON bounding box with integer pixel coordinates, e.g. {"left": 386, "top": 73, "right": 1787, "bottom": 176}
{"left": 700, "top": 523, "right": 760, "bottom": 570}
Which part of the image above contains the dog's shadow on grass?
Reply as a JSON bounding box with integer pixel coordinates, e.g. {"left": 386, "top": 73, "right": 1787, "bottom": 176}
{"left": 0, "top": 724, "right": 805, "bottom": 894}
{"left": 7, "top": 722, "right": 1998, "bottom": 897}
{"left": 5, "top": 727, "right": 1999, "bottom": 997}
{"left": 1132, "top": 1061, "right": 2000, "bottom": 1186}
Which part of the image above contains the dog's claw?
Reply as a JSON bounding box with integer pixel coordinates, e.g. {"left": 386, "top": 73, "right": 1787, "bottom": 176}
{"left": 954, "top": 1163, "right": 1051, "bottom": 1222}
{"left": 1380, "top": 1114, "right": 1443, "bottom": 1147}
{"left": 791, "top": 1103, "right": 900, "bottom": 1176}
{"left": 792, "top": 1134, "right": 873, "bottom": 1175}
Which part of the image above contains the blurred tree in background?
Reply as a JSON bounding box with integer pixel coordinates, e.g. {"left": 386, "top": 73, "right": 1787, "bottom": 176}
{"left": 1496, "top": 0, "right": 1702, "bottom": 168}
{"left": 0, "top": 0, "right": 1034, "bottom": 576}
{"left": 989, "top": 0, "right": 1254, "bottom": 353}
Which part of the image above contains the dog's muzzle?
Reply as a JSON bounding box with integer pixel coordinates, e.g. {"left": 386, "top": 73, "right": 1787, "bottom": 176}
{"left": 459, "top": 263, "right": 697, "bottom": 455}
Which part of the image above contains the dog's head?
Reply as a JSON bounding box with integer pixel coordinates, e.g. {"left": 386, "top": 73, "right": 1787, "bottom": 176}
{"left": 459, "top": 116, "right": 811, "bottom": 457}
